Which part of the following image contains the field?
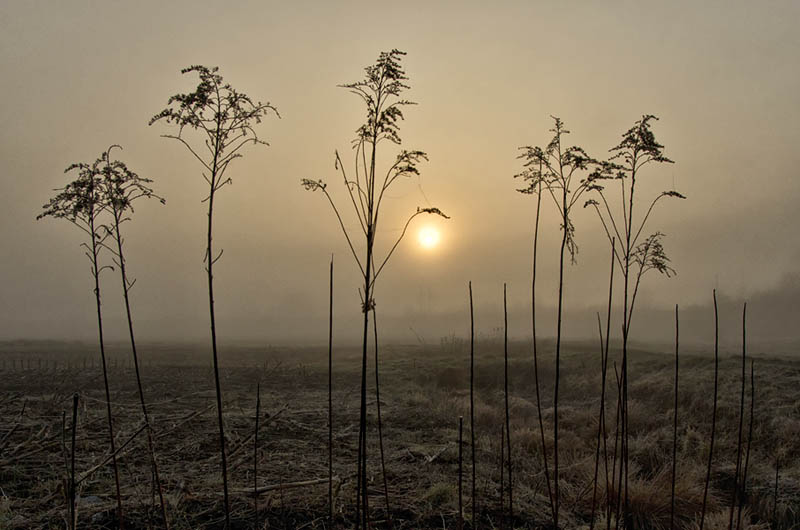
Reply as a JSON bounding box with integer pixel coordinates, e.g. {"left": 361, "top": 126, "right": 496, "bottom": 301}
{"left": 0, "top": 339, "right": 798, "bottom": 529}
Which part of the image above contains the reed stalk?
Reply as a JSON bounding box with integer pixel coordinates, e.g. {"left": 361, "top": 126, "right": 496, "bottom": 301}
{"left": 699, "top": 289, "right": 719, "bottom": 530}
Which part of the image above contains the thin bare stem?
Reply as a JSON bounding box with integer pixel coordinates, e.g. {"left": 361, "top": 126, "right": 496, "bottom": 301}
{"left": 458, "top": 416, "right": 464, "bottom": 530}
{"left": 469, "top": 281, "right": 477, "bottom": 527}
{"left": 254, "top": 382, "right": 261, "bottom": 530}
{"left": 530, "top": 178, "right": 555, "bottom": 522}
{"left": 772, "top": 455, "right": 780, "bottom": 527}
{"left": 328, "top": 258, "right": 334, "bottom": 526}
{"left": 553, "top": 192, "right": 567, "bottom": 528}
{"left": 608, "top": 362, "right": 623, "bottom": 530}
{"left": 735, "top": 360, "right": 755, "bottom": 530}
{"left": 590, "top": 318, "right": 605, "bottom": 530}
{"left": 503, "top": 283, "right": 513, "bottom": 521}
{"left": 728, "top": 303, "right": 747, "bottom": 530}
{"left": 602, "top": 240, "right": 614, "bottom": 522}
{"left": 319, "top": 186, "right": 365, "bottom": 276}
{"left": 90, "top": 196, "right": 123, "bottom": 529}
{"left": 70, "top": 393, "right": 78, "bottom": 530}
{"left": 105, "top": 155, "right": 169, "bottom": 528}
{"left": 591, "top": 238, "right": 615, "bottom": 530}
{"left": 700, "top": 290, "right": 719, "bottom": 530}
{"left": 500, "top": 424, "right": 505, "bottom": 530}
{"left": 670, "top": 304, "right": 679, "bottom": 530}
{"left": 372, "top": 307, "right": 392, "bottom": 527}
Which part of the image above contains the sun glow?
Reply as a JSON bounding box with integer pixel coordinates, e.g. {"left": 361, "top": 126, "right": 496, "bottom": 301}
{"left": 418, "top": 226, "right": 440, "bottom": 249}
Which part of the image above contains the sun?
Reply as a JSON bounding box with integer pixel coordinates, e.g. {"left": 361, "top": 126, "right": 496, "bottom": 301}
{"left": 418, "top": 226, "right": 440, "bottom": 249}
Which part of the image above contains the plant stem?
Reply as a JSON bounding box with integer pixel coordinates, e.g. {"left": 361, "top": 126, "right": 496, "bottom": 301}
{"left": 553, "top": 189, "right": 568, "bottom": 528}
{"left": 670, "top": 305, "right": 679, "bottom": 530}
{"left": 591, "top": 239, "right": 615, "bottom": 530}
{"left": 619, "top": 163, "right": 638, "bottom": 529}
{"left": 772, "top": 455, "right": 780, "bottom": 527}
{"left": 530, "top": 179, "right": 555, "bottom": 523}
{"left": 500, "top": 424, "right": 505, "bottom": 530}
{"left": 89, "top": 195, "right": 123, "bottom": 529}
{"left": 590, "top": 317, "right": 605, "bottom": 530}
{"left": 70, "top": 393, "right": 78, "bottom": 530}
{"left": 372, "top": 307, "right": 392, "bottom": 527}
{"left": 735, "top": 360, "right": 755, "bottom": 530}
{"left": 207, "top": 182, "right": 230, "bottom": 529}
{"left": 356, "top": 226, "right": 373, "bottom": 530}
{"left": 329, "top": 258, "right": 334, "bottom": 526}
{"left": 503, "top": 283, "right": 512, "bottom": 521}
{"left": 112, "top": 212, "right": 168, "bottom": 528}
{"left": 254, "top": 382, "right": 260, "bottom": 530}
{"left": 458, "top": 416, "right": 464, "bottom": 530}
{"left": 728, "top": 303, "right": 747, "bottom": 530}
{"left": 608, "top": 361, "right": 622, "bottom": 530}
{"left": 699, "top": 290, "right": 719, "bottom": 530}
{"left": 469, "top": 281, "right": 476, "bottom": 527}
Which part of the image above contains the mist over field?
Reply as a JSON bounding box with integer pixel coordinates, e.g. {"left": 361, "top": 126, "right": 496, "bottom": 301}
{"left": 6, "top": 274, "right": 799, "bottom": 349}
{"left": 0, "top": 1, "right": 799, "bottom": 348}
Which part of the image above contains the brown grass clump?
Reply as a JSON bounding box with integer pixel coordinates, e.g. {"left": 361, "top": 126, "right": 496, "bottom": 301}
{"left": 688, "top": 509, "right": 769, "bottom": 530}
{"left": 582, "top": 466, "right": 716, "bottom": 529}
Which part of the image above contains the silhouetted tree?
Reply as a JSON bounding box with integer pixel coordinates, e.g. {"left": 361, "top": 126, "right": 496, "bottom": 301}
{"left": 98, "top": 145, "right": 169, "bottom": 527}
{"left": 38, "top": 158, "right": 124, "bottom": 527}
{"left": 584, "top": 114, "right": 684, "bottom": 524}
{"left": 516, "top": 116, "right": 596, "bottom": 527}
{"left": 150, "top": 65, "right": 278, "bottom": 528}
{"left": 303, "top": 49, "right": 447, "bottom": 528}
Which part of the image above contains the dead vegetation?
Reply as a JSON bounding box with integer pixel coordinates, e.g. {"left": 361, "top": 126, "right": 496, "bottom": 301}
{"left": 0, "top": 340, "right": 798, "bottom": 529}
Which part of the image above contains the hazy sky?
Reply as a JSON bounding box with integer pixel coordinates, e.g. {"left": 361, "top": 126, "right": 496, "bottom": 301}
{"left": 2, "top": 1, "right": 799, "bottom": 344}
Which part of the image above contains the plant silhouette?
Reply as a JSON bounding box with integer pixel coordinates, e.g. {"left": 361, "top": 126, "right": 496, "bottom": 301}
{"left": 303, "top": 49, "right": 448, "bottom": 528}
{"left": 38, "top": 157, "right": 124, "bottom": 528}
{"left": 150, "top": 65, "right": 278, "bottom": 528}
{"left": 97, "top": 145, "right": 169, "bottom": 527}
{"left": 584, "top": 114, "right": 684, "bottom": 525}
{"left": 516, "top": 116, "right": 596, "bottom": 527}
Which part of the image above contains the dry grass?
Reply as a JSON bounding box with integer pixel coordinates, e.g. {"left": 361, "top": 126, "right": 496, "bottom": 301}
{"left": 0, "top": 340, "right": 798, "bottom": 529}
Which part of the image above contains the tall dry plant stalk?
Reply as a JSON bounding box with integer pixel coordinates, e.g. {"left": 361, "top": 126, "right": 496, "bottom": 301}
{"left": 70, "top": 393, "right": 78, "bottom": 530}
{"left": 772, "top": 455, "right": 780, "bottom": 527}
{"left": 609, "top": 361, "right": 623, "bottom": 530}
{"left": 699, "top": 290, "right": 720, "bottom": 530}
{"left": 735, "top": 360, "right": 755, "bottom": 530}
{"left": 302, "top": 50, "right": 447, "bottom": 527}
{"left": 525, "top": 174, "right": 555, "bottom": 521}
{"left": 458, "top": 415, "right": 464, "bottom": 530}
{"left": 671, "top": 304, "right": 679, "bottom": 530}
{"left": 38, "top": 158, "right": 123, "bottom": 527}
{"left": 372, "top": 308, "right": 392, "bottom": 526}
{"left": 516, "top": 116, "right": 597, "bottom": 526}
{"left": 728, "top": 303, "right": 747, "bottom": 530}
{"left": 590, "top": 313, "right": 605, "bottom": 530}
{"left": 98, "top": 145, "right": 169, "bottom": 527}
{"left": 328, "top": 258, "right": 334, "bottom": 526}
{"left": 254, "top": 382, "right": 261, "bottom": 530}
{"left": 469, "top": 281, "right": 477, "bottom": 527}
{"left": 151, "top": 65, "right": 278, "bottom": 528}
{"left": 499, "top": 423, "right": 505, "bottom": 530}
{"left": 502, "top": 283, "right": 513, "bottom": 521}
{"left": 585, "top": 115, "right": 683, "bottom": 523}
{"left": 590, "top": 238, "right": 615, "bottom": 530}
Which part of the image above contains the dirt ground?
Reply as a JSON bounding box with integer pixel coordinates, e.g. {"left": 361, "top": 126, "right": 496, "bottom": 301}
{"left": 0, "top": 339, "right": 798, "bottom": 529}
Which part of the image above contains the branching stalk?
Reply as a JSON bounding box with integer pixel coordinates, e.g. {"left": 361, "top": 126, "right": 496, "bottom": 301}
{"left": 151, "top": 65, "right": 277, "bottom": 528}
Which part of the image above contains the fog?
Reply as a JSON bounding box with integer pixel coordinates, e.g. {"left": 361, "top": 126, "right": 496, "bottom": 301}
{"left": 2, "top": 1, "right": 799, "bottom": 348}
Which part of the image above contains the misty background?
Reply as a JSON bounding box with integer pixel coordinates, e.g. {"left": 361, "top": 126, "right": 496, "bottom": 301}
{"left": 1, "top": 1, "right": 799, "bottom": 348}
